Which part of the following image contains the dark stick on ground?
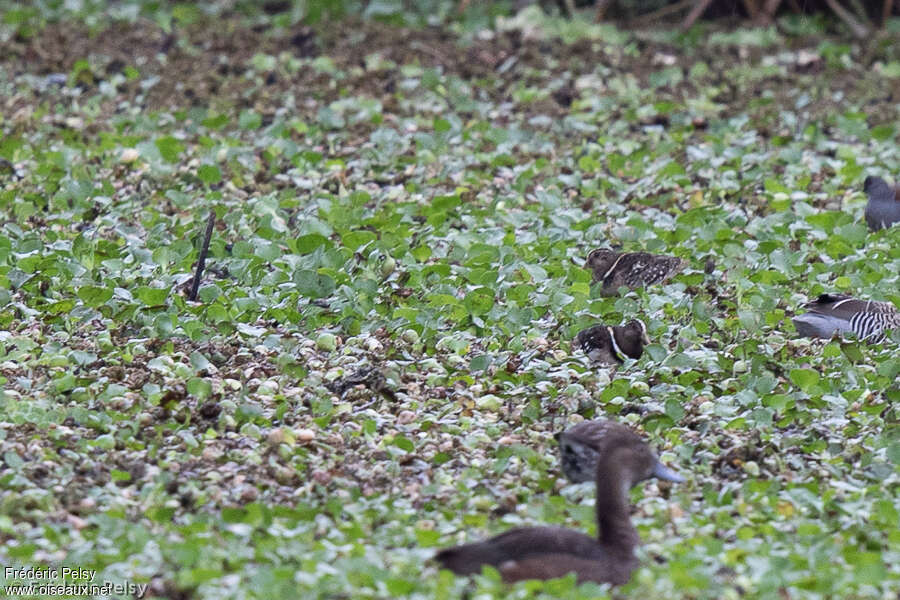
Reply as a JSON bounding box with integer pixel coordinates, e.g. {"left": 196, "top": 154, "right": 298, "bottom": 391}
{"left": 189, "top": 210, "right": 216, "bottom": 302}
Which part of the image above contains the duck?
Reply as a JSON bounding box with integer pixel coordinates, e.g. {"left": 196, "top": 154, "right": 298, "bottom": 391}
{"left": 575, "top": 320, "right": 649, "bottom": 365}
{"left": 584, "top": 249, "right": 684, "bottom": 296}
{"left": 792, "top": 293, "right": 900, "bottom": 343}
{"left": 863, "top": 175, "right": 900, "bottom": 231}
{"left": 557, "top": 420, "right": 625, "bottom": 484}
{"left": 434, "top": 421, "right": 684, "bottom": 586}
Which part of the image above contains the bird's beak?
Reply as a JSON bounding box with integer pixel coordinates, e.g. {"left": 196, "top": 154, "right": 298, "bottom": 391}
{"left": 652, "top": 460, "right": 685, "bottom": 483}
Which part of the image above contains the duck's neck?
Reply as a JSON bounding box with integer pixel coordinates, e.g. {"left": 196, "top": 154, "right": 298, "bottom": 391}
{"left": 594, "top": 463, "right": 640, "bottom": 553}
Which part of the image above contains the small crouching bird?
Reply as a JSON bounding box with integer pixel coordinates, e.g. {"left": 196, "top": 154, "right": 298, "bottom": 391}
{"left": 434, "top": 421, "right": 684, "bottom": 586}
{"left": 863, "top": 176, "right": 900, "bottom": 232}
{"left": 584, "top": 249, "right": 685, "bottom": 296}
{"left": 575, "top": 320, "right": 649, "bottom": 365}
{"left": 792, "top": 293, "right": 900, "bottom": 343}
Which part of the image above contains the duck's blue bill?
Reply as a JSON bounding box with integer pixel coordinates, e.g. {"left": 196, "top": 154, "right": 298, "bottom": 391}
{"left": 652, "top": 460, "right": 685, "bottom": 483}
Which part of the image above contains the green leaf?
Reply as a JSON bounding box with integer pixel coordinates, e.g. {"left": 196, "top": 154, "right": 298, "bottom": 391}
{"left": 202, "top": 113, "right": 229, "bottom": 129}
{"left": 239, "top": 110, "right": 262, "bottom": 130}
{"left": 789, "top": 368, "right": 820, "bottom": 392}
{"left": 3, "top": 451, "right": 24, "bottom": 469}
{"left": 469, "top": 354, "right": 490, "bottom": 372}
{"left": 155, "top": 136, "right": 185, "bottom": 163}
{"left": 236, "top": 323, "right": 267, "bottom": 337}
{"left": 463, "top": 288, "right": 494, "bottom": 315}
{"left": 415, "top": 529, "right": 441, "bottom": 546}
{"left": 887, "top": 443, "right": 900, "bottom": 464}
{"left": 340, "top": 230, "right": 376, "bottom": 251}
{"left": 295, "top": 270, "right": 335, "bottom": 298}
{"left": 870, "top": 124, "right": 895, "bottom": 141}
{"left": 77, "top": 285, "right": 113, "bottom": 307}
{"left": 295, "top": 234, "right": 329, "bottom": 254}
{"left": 46, "top": 299, "right": 76, "bottom": 315}
{"left": 393, "top": 436, "right": 414, "bottom": 452}
{"left": 187, "top": 378, "right": 212, "bottom": 399}
{"left": 135, "top": 286, "right": 169, "bottom": 306}
{"left": 197, "top": 164, "right": 222, "bottom": 185}
{"left": 110, "top": 469, "right": 132, "bottom": 482}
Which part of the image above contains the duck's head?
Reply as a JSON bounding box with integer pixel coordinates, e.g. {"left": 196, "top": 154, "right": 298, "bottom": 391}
{"left": 622, "top": 319, "right": 651, "bottom": 348}
{"left": 583, "top": 248, "right": 618, "bottom": 273}
{"left": 556, "top": 420, "right": 683, "bottom": 486}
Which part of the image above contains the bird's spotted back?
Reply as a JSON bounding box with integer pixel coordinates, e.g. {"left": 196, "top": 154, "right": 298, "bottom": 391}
{"left": 584, "top": 249, "right": 684, "bottom": 294}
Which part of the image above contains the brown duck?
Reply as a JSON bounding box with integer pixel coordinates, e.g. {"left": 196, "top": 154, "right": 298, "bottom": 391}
{"left": 434, "top": 421, "right": 684, "bottom": 586}
{"left": 584, "top": 249, "right": 684, "bottom": 296}
{"left": 575, "top": 319, "right": 649, "bottom": 365}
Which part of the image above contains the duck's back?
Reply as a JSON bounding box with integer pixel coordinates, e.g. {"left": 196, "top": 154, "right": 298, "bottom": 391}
{"left": 603, "top": 252, "right": 684, "bottom": 292}
{"left": 792, "top": 294, "right": 900, "bottom": 342}
{"left": 435, "top": 526, "right": 633, "bottom": 583}
{"left": 499, "top": 552, "right": 638, "bottom": 586}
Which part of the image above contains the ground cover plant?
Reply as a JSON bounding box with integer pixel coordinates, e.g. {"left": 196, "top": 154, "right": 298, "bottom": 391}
{"left": 0, "top": 1, "right": 898, "bottom": 598}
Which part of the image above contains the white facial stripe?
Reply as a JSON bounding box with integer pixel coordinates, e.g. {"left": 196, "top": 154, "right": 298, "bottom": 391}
{"left": 607, "top": 326, "right": 626, "bottom": 362}
{"left": 636, "top": 319, "right": 650, "bottom": 344}
{"left": 601, "top": 253, "right": 625, "bottom": 282}
{"left": 832, "top": 298, "right": 852, "bottom": 309}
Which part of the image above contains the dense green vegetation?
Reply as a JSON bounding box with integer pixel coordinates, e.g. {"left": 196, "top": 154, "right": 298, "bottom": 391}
{"left": 0, "top": 2, "right": 898, "bottom": 598}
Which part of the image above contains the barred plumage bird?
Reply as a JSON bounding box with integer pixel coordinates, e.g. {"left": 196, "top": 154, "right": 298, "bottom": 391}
{"left": 792, "top": 293, "right": 900, "bottom": 343}
{"left": 584, "top": 249, "right": 684, "bottom": 296}
{"left": 575, "top": 319, "right": 649, "bottom": 365}
{"left": 863, "top": 176, "right": 900, "bottom": 232}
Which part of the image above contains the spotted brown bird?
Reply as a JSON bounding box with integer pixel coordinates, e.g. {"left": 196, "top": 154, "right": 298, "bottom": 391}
{"left": 575, "top": 319, "right": 649, "bottom": 365}
{"left": 584, "top": 249, "right": 684, "bottom": 295}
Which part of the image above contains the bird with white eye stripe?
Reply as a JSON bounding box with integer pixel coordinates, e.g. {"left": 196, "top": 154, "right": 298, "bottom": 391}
{"left": 584, "top": 249, "right": 684, "bottom": 296}
{"left": 575, "top": 319, "right": 650, "bottom": 365}
{"left": 792, "top": 294, "right": 900, "bottom": 343}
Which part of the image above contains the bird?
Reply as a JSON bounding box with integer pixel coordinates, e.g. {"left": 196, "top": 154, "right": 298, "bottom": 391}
{"left": 792, "top": 293, "right": 900, "bottom": 343}
{"left": 575, "top": 319, "right": 649, "bottom": 365}
{"left": 556, "top": 420, "right": 623, "bottom": 484}
{"left": 863, "top": 176, "right": 900, "bottom": 232}
{"left": 584, "top": 249, "right": 685, "bottom": 296}
{"left": 434, "top": 421, "right": 684, "bottom": 586}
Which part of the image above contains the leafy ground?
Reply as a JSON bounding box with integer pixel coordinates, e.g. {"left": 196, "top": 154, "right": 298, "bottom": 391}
{"left": 0, "top": 2, "right": 899, "bottom": 599}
